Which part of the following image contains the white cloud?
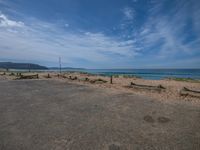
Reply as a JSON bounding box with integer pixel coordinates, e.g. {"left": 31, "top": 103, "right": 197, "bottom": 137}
{"left": 0, "top": 0, "right": 199, "bottom": 68}
{"left": 132, "top": 0, "right": 200, "bottom": 59}
{"left": 0, "top": 13, "right": 138, "bottom": 67}
{"left": 0, "top": 13, "right": 24, "bottom": 27}
{"left": 122, "top": 7, "right": 134, "bottom": 20}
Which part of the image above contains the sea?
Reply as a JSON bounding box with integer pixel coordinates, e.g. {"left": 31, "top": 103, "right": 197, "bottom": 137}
{"left": 53, "top": 69, "right": 200, "bottom": 80}
{"left": 8, "top": 68, "right": 200, "bottom": 80}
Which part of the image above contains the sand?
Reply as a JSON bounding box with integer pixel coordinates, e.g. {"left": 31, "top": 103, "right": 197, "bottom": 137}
{"left": 0, "top": 71, "right": 200, "bottom": 106}
{"left": 1, "top": 79, "right": 200, "bottom": 149}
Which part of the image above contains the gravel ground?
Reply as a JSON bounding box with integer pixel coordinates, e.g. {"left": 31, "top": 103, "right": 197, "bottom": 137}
{"left": 0, "top": 79, "right": 200, "bottom": 150}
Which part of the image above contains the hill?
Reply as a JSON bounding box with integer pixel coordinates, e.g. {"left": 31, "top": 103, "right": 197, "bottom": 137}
{"left": 49, "top": 67, "right": 85, "bottom": 70}
{"left": 0, "top": 62, "right": 48, "bottom": 70}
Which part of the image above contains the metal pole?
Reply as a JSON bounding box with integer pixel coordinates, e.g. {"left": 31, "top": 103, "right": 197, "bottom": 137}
{"left": 59, "top": 57, "right": 61, "bottom": 74}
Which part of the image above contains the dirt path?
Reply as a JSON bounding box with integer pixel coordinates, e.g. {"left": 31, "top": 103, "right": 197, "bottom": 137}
{"left": 0, "top": 80, "right": 199, "bottom": 150}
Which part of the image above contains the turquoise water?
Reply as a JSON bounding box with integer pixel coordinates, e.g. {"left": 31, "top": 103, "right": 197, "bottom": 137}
{"left": 8, "top": 68, "right": 200, "bottom": 80}
{"left": 86, "top": 69, "right": 200, "bottom": 80}
{"left": 58, "top": 69, "right": 200, "bottom": 80}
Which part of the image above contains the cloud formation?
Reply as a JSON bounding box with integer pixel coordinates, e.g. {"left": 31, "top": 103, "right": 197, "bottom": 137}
{"left": 0, "top": 13, "right": 24, "bottom": 27}
{"left": 130, "top": 0, "right": 200, "bottom": 59}
{"left": 122, "top": 7, "right": 134, "bottom": 20}
{"left": 0, "top": 13, "right": 138, "bottom": 67}
{"left": 0, "top": 0, "right": 199, "bottom": 68}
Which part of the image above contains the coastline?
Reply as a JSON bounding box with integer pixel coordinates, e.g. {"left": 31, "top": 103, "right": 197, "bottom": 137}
{"left": 1, "top": 68, "right": 200, "bottom": 80}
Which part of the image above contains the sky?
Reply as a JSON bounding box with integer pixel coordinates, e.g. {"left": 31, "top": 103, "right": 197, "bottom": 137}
{"left": 0, "top": 0, "right": 199, "bottom": 68}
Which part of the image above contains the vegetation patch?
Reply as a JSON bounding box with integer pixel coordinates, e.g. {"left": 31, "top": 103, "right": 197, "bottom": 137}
{"left": 122, "top": 75, "right": 141, "bottom": 79}
{"left": 167, "top": 77, "right": 200, "bottom": 83}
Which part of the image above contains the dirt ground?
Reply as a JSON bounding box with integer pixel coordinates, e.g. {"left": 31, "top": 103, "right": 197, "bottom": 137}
{"left": 0, "top": 79, "right": 200, "bottom": 150}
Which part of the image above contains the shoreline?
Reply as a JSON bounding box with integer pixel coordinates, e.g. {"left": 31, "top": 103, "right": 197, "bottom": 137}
{"left": 1, "top": 68, "right": 200, "bottom": 80}
{"left": 0, "top": 71, "right": 200, "bottom": 106}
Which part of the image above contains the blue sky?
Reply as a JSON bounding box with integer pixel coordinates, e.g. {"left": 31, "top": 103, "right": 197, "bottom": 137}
{"left": 0, "top": 0, "right": 199, "bottom": 68}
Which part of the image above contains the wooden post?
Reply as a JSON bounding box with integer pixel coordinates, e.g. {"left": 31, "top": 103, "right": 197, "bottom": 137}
{"left": 36, "top": 74, "right": 39, "bottom": 79}
{"left": 28, "top": 64, "right": 31, "bottom": 72}
{"left": 110, "top": 75, "right": 113, "bottom": 84}
{"left": 47, "top": 74, "right": 50, "bottom": 78}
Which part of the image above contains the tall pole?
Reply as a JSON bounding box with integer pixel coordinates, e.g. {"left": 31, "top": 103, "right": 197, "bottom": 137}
{"left": 59, "top": 57, "right": 61, "bottom": 74}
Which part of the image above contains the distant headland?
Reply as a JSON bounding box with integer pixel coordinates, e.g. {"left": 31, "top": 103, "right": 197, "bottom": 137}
{"left": 0, "top": 62, "right": 48, "bottom": 70}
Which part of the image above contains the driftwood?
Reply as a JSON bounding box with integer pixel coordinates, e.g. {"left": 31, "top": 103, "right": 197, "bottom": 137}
{"left": 67, "top": 76, "right": 78, "bottom": 80}
{"left": 9, "top": 72, "right": 15, "bottom": 76}
{"left": 0, "top": 72, "right": 6, "bottom": 75}
{"left": 79, "top": 77, "right": 90, "bottom": 82}
{"left": 44, "top": 74, "right": 51, "bottom": 78}
{"left": 60, "top": 74, "right": 67, "bottom": 78}
{"left": 68, "top": 76, "right": 107, "bottom": 84}
{"left": 19, "top": 74, "right": 39, "bottom": 79}
{"left": 90, "top": 78, "right": 107, "bottom": 84}
{"left": 16, "top": 73, "right": 22, "bottom": 76}
{"left": 129, "top": 82, "right": 165, "bottom": 92}
{"left": 180, "top": 87, "right": 200, "bottom": 98}
{"left": 56, "top": 74, "right": 67, "bottom": 78}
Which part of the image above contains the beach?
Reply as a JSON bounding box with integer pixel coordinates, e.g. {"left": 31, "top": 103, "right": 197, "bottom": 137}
{"left": 0, "top": 77, "right": 200, "bottom": 149}
{"left": 1, "top": 71, "right": 199, "bottom": 106}
{"left": 1, "top": 0, "right": 200, "bottom": 149}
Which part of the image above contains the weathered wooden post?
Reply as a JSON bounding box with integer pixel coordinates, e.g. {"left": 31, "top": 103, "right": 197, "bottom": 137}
{"left": 28, "top": 64, "right": 31, "bottom": 72}
{"left": 110, "top": 75, "right": 113, "bottom": 84}
{"left": 36, "top": 74, "right": 39, "bottom": 79}
{"left": 47, "top": 74, "right": 50, "bottom": 78}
